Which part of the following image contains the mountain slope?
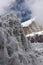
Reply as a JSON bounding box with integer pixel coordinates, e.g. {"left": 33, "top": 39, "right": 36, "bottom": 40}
{"left": 21, "top": 18, "right": 42, "bottom": 34}
{"left": 29, "top": 21, "right": 42, "bottom": 32}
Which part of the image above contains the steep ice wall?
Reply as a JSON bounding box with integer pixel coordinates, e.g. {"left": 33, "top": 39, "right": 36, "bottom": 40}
{"left": 0, "top": 13, "right": 43, "bottom": 65}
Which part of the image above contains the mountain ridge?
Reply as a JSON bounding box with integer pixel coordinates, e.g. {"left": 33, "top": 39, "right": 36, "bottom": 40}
{"left": 21, "top": 18, "right": 42, "bottom": 35}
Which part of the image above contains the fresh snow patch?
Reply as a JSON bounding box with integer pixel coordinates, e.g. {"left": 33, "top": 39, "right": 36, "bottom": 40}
{"left": 26, "top": 30, "right": 43, "bottom": 37}
{"left": 21, "top": 18, "right": 35, "bottom": 27}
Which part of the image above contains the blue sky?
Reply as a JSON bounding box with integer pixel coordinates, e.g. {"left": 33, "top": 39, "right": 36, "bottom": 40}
{"left": 8, "top": 0, "right": 31, "bottom": 22}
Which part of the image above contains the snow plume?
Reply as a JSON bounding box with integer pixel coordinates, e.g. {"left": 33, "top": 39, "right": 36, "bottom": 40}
{"left": 25, "top": 0, "right": 43, "bottom": 26}
{"left": 0, "top": 0, "right": 15, "bottom": 15}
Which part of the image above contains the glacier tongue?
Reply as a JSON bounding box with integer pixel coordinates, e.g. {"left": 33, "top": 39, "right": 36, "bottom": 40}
{"left": 0, "top": 13, "right": 43, "bottom": 65}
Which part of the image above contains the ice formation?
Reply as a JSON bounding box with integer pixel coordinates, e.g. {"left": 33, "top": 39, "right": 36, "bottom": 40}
{"left": 0, "top": 13, "right": 43, "bottom": 65}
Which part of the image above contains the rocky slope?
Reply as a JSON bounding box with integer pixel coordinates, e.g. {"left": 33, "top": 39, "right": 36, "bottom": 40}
{"left": 29, "top": 21, "right": 42, "bottom": 32}
{"left": 0, "top": 13, "right": 43, "bottom": 65}
{"left": 21, "top": 19, "right": 42, "bottom": 34}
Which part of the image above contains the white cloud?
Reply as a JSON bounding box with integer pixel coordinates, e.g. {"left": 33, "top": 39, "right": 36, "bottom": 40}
{"left": 0, "top": 0, "right": 15, "bottom": 15}
{"left": 25, "top": 0, "right": 43, "bottom": 26}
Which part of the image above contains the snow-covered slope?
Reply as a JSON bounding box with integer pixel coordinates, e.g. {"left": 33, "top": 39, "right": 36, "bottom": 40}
{"left": 26, "top": 30, "right": 43, "bottom": 37}
{"left": 0, "top": 13, "right": 43, "bottom": 65}
{"left": 21, "top": 18, "right": 35, "bottom": 27}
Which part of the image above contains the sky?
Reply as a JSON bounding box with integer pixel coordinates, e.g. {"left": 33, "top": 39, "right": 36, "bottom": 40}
{"left": 0, "top": 0, "right": 15, "bottom": 14}
{"left": 0, "top": 0, "right": 43, "bottom": 26}
{"left": 25, "top": 0, "right": 43, "bottom": 26}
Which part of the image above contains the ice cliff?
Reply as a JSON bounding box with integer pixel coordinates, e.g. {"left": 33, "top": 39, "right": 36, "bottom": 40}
{"left": 0, "top": 13, "right": 43, "bottom": 65}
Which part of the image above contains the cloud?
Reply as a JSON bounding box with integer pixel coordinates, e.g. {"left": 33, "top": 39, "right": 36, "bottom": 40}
{"left": 25, "top": 0, "right": 43, "bottom": 26}
{"left": 0, "top": 0, "right": 15, "bottom": 15}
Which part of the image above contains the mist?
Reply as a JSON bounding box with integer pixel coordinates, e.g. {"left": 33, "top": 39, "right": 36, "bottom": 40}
{"left": 0, "top": 0, "right": 15, "bottom": 15}
{"left": 25, "top": 0, "right": 43, "bottom": 26}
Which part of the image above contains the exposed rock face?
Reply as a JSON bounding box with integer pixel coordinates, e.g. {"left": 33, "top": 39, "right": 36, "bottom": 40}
{"left": 21, "top": 20, "right": 42, "bottom": 35}
{"left": 29, "top": 21, "right": 42, "bottom": 32}
{"left": 0, "top": 13, "right": 43, "bottom": 65}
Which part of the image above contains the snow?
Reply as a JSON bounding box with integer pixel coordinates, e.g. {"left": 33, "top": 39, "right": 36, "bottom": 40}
{"left": 26, "top": 30, "right": 43, "bottom": 37}
{"left": 31, "top": 43, "right": 43, "bottom": 50}
{"left": 21, "top": 18, "right": 35, "bottom": 27}
{"left": 0, "top": 13, "right": 43, "bottom": 65}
